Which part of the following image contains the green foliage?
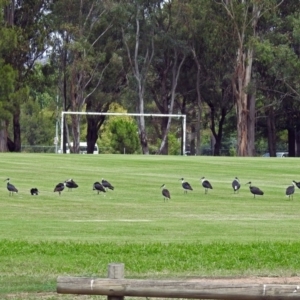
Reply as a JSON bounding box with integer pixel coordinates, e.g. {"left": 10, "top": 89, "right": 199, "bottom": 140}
{"left": 292, "top": 14, "right": 300, "bottom": 43}
{"left": 254, "top": 39, "right": 275, "bottom": 65}
{"left": 167, "top": 133, "right": 180, "bottom": 155}
{"left": 1, "top": 0, "right": 300, "bottom": 156}
{"left": 0, "top": 62, "right": 15, "bottom": 96}
{"left": 0, "top": 62, "right": 15, "bottom": 120}
{"left": 21, "top": 100, "right": 56, "bottom": 146}
{"left": 109, "top": 118, "right": 139, "bottom": 154}
{"left": 97, "top": 103, "right": 132, "bottom": 153}
{"left": 29, "top": 63, "right": 58, "bottom": 109}
{"left": 0, "top": 4, "right": 17, "bottom": 120}
{"left": 9, "top": 86, "right": 30, "bottom": 106}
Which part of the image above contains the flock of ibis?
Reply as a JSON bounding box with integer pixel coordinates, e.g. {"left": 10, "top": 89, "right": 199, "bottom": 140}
{"left": 4, "top": 176, "right": 300, "bottom": 201}
{"left": 160, "top": 177, "right": 300, "bottom": 201}
{"left": 54, "top": 178, "right": 115, "bottom": 195}
{"left": 4, "top": 178, "right": 114, "bottom": 196}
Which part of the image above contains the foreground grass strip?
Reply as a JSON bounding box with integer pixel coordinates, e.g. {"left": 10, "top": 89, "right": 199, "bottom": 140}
{"left": 0, "top": 240, "right": 300, "bottom": 294}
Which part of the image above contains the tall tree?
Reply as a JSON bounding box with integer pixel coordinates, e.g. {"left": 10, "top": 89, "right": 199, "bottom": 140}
{"left": 188, "top": 0, "right": 235, "bottom": 156}
{"left": 219, "top": 0, "right": 284, "bottom": 156}
{"left": 253, "top": 0, "right": 300, "bottom": 156}
{"left": 0, "top": 0, "right": 16, "bottom": 152}
{"left": 3, "top": 0, "right": 53, "bottom": 152}
{"left": 150, "top": 0, "right": 188, "bottom": 155}
{"left": 51, "top": 0, "right": 116, "bottom": 153}
{"left": 121, "top": 0, "right": 162, "bottom": 154}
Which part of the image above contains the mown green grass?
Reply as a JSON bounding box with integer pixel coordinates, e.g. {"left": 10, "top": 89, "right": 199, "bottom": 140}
{"left": 1, "top": 154, "right": 300, "bottom": 298}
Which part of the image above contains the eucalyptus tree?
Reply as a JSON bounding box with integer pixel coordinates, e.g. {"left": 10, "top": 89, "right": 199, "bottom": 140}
{"left": 120, "top": 0, "right": 164, "bottom": 155}
{"left": 159, "top": 0, "right": 235, "bottom": 156}
{"left": 176, "top": 0, "right": 213, "bottom": 156}
{"left": 0, "top": 0, "right": 16, "bottom": 152}
{"left": 254, "top": 45, "right": 298, "bottom": 156}
{"left": 51, "top": 0, "right": 118, "bottom": 153}
{"left": 253, "top": 0, "right": 300, "bottom": 156}
{"left": 185, "top": 0, "right": 235, "bottom": 156}
{"left": 83, "top": 4, "right": 126, "bottom": 154}
{"left": 273, "top": 1, "right": 300, "bottom": 156}
{"left": 0, "top": 62, "right": 15, "bottom": 152}
{"left": 147, "top": 0, "right": 188, "bottom": 155}
{"left": 218, "top": 0, "right": 284, "bottom": 156}
{"left": 85, "top": 52, "right": 126, "bottom": 154}
{"left": 2, "top": 0, "right": 53, "bottom": 152}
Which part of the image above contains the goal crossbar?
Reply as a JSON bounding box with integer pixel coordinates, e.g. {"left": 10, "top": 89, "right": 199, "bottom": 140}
{"left": 60, "top": 111, "right": 186, "bottom": 155}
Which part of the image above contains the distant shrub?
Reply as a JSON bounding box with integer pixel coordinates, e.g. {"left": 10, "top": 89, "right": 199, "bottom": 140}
{"left": 109, "top": 119, "right": 139, "bottom": 154}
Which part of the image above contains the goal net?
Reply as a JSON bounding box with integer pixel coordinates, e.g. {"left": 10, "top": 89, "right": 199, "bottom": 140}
{"left": 59, "top": 111, "right": 187, "bottom": 155}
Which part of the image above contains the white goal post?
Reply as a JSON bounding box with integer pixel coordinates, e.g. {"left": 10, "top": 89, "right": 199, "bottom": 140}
{"left": 60, "top": 111, "right": 186, "bottom": 155}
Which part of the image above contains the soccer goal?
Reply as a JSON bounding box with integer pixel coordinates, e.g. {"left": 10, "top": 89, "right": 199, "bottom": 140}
{"left": 59, "top": 111, "right": 187, "bottom": 155}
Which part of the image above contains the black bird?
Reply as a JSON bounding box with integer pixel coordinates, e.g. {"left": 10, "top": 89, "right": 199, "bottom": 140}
{"left": 292, "top": 180, "right": 300, "bottom": 189}
{"left": 246, "top": 182, "right": 264, "bottom": 198}
{"left": 30, "top": 188, "right": 39, "bottom": 195}
{"left": 201, "top": 177, "right": 213, "bottom": 194}
{"left": 54, "top": 182, "right": 65, "bottom": 195}
{"left": 4, "top": 178, "right": 18, "bottom": 196}
{"left": 161, "top": 184, "right": 171, "bottom": 202}
{"left": 93, "top": 182, "right": 106, "bottom": 195}
{"left": 180, "top": 178, "right": 193, "bottom": 194}
{"left": 65, "top": 179, "right": 78, "bottom": 191}
{"left": 102, "top": 178, "right": 114, "bottom": 191}
{"left": 286, "top": 182, "right": 296, "bottom": 200}
{"left": 232, "top": 177, "right": 241, "bottom": 194}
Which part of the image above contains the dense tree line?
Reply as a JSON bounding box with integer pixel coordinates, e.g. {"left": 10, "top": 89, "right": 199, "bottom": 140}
{"left": 1, "top": 0, "right": 300, "bottom": 156}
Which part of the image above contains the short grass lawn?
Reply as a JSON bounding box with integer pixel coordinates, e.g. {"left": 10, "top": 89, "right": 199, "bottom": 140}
{"left": 1, "top": 153, "right": 300, "bottom": 298}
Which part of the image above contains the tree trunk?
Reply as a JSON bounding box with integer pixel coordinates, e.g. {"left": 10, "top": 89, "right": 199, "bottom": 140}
{"left": 62, "top": 35, "right": 69, "bottom": 154}
{"left": 137, "top": 85, "right": 149, "bottom": 155}
{"left": 213, "top": 128, "right": 224, "bottom": 156}
{"left": 70, "top": 114, "right": 80, "bottom": 153}
{"left": 137, "top": 116, "right": 149, "bottom": 155}
{"left": 210, "top": 105, "right": 226, "bottom": 157}
{"left": 266, "top": 106, "right": 276, "bottom": 157}
{"left": 159, "top": 117, "right": 168, "bottom": 155}
{"left": 4, "top": 1, "right": 14, "bottom": 25}
{"left": 234, "top": 48, "right": 254, "bottom": 157}
{"left": 86, "top": 118, "right": 99, "bottom": 154}
{"left": 192, "top": 48, "right": 202, "bottom": 156}
{"left": 214, "top": 136, "right": 221, "bottom": 156}
{"left": 288, "top": 127, "right": 295, "bottom": 157}
{"left": 0, "top": 121, "right": 8, "bottom": 152}
{"left": 221, "top": 2, "right": 264, "bottom": 157}
{"left": 295, "top": 125, "right": 300, "bottom": 157}
{"left": 69, "top": 67, "right": 81, "bottom": 153}
{"left": 157, "top": 51, "right": 186, "bottom": 154}
{"left": 85, "top": 99, "right": 108, "bottom": 154}
{"left": 247, "top": 89, "right": 256, "bottom": 156}
{"left": 13, "top": 109, "right": 21, "bottom": 152}
{"left": 190, "top": 124, "right": 196, "bottom": 155}
{"left": 122, "top": 7, "right": 154, "bottom": 155}
{"left": 180, "top": 98, "right": 187, "bottom": 155}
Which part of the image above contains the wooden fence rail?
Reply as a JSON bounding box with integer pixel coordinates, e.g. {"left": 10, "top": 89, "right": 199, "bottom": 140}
{"left": 57, "top": 263, "right": 300, "bottom": 300}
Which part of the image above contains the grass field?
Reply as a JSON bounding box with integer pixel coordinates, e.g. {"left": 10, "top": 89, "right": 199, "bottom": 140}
{"left": 1, "top": 153, "right": 300, "bottom": 299}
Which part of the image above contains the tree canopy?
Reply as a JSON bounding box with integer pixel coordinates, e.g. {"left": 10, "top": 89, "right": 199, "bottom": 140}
{"left": 1, "top": 0, "right": 300, "bottom": 156}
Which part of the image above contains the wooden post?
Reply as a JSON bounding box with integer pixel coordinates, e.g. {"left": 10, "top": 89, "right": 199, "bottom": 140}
{"left": 57, "top": 263, "right": 300, "bottom": 299}
{"left": 57, "top": 277, "right": 300, "bottom": 299}
{"left": 107, "top": 263, "right": 124, "bottom": 300}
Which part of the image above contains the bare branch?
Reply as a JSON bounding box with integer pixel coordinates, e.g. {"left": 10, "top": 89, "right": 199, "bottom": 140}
{"left": 82, "top": 62, "right": 111, "bottom": 105}
{"left": 122, "top": 28, "right": 134, "bottom": 76}
{"left": 90, "top": 22, "right": 113, "bottom": 49}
